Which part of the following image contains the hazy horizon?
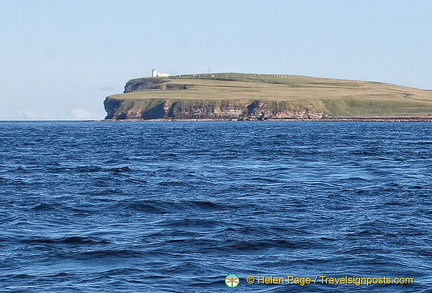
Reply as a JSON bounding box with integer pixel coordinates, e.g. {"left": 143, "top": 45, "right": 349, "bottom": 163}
{"left": 1, "top": 0, "right": 432, "bottom": 120}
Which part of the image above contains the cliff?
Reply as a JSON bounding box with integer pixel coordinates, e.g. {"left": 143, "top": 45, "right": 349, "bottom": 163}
{"left": 104, "top": 73, "right": 432, "bottom": 121}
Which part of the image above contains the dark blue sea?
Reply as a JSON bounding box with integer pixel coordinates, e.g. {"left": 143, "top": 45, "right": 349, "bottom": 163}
{"left": 0, "top": 121, "right": 431, "bottom": 292}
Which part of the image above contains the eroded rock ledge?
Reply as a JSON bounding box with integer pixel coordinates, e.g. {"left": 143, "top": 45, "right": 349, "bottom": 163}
{"left": 103, "top": 73, "right": 432, "bottom": 121}
{"left": 104, "top": 98, "right": 325, "bottom": 121}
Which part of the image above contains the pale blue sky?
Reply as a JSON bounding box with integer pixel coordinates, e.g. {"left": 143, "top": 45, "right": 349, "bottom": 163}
{"left": 1, "top": 0, "right": 432, "bottom": 120}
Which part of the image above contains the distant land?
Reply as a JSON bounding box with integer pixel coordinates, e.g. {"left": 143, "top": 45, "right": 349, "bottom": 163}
{"left": 103, "top": 73, "right": 432, "bottom": 121}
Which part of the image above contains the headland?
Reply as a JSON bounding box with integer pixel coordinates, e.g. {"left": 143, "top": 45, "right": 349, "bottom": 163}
{"left": 104, "top": 73, "right": 432, "bottom": 121}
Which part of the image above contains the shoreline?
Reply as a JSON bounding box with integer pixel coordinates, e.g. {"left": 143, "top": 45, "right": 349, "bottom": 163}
{"left": 98, "top": 116, "right": 432, "bottom": 122}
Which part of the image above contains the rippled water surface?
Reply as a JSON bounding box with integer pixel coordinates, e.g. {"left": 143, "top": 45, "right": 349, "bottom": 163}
{"left": 0, "top": 121, "right": 431, "bottom": 292}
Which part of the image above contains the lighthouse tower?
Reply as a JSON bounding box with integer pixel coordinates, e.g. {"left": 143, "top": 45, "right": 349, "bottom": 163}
{"left": 151, "top": 68, "right": 169, "bottom": 78}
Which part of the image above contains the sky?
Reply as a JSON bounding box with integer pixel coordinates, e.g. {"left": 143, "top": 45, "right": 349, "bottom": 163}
{"left": 1, "top": 0, "right": 432, "bottom": 120}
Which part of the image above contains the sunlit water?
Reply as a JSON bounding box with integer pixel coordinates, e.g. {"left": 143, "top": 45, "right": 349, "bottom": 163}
{"left": 0, "top": 121, "right": 431, "bottom": 292}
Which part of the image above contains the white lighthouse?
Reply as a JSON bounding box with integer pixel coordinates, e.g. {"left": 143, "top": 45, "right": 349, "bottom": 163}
{"left": 151, "top": 69, "right": 169, "bottom": 78}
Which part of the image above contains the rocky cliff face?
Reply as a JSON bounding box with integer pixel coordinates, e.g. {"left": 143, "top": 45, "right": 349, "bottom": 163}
{"left": 104, "top": 73, "right": 432, "bottom": 121}
{"left": 104, "top": 77, "right": 325, "bottom": 120}
{"left": 124, "top": 78, "right": 188, "bottom": 92}
{"left": 104, "top": 97, "right": 325, "bottom": 120}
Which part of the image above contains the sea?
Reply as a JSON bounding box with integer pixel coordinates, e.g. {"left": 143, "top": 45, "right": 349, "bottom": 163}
{"left": 0, "top": 121, "right": 431, "bottom": 292}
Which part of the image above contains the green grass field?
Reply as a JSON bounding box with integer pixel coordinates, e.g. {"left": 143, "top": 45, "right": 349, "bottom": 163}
{"left": 109, "top": 73, "right": 432, "bottom": 117}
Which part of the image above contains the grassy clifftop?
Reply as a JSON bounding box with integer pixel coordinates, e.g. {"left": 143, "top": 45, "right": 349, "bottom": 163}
{"left": 105, "top": 73, "right": 432, "bottom": 120}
